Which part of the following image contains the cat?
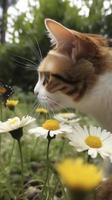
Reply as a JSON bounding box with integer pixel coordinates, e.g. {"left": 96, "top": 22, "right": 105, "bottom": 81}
{"left": 34, "top": 18, "right": 112, "bottom": 132}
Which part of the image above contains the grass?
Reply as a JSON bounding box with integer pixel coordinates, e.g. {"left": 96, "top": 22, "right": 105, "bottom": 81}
{"left": 0, "top": 88, "right": 98, "bottom": 200}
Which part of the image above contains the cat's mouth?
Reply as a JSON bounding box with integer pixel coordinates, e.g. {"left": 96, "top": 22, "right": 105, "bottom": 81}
{"left": 38, "top": 95, "right": 60, "bottom": 110}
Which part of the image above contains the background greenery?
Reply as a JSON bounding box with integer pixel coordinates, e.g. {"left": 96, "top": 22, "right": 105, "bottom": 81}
{"left": 0, "top": 0, "right": 112, "bottom": 91}
{"left": 0, "top": 1, "right": 110, "bottom": 199}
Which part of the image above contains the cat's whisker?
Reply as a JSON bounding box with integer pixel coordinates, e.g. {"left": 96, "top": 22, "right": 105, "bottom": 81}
{"left": 31, "top": 43, "right": 41, "bottom": 63}
{"left": 48, "top": 107, "right": 55, "bottom": 119}
{"left": 47, "top": 97, "right": 71, "bottom": 113}
{"left": 23, "top": 34, "right": 42, "bottom": 63}
{"left": 28, "top": 35, "right": 43, "bottom": 63}
{"left": 44, "top": 102, "right": 52, "bottom": 119}
{"left": 28, "top": 99, "right": 41, "bottom": 116}
{"left": 12, "top": 56, "right": 38, "bottom": 72}
{"left": 50, "top": 107, "right": 56, "bottom": 118}
{"left": 12, "top": 37, "right": 42, "bottom": 73}
{"left": 33, "top": 37, "right": 43, "bottom": 61}
{"left": 13, "top": 55, "right": 37, "bottom": 65}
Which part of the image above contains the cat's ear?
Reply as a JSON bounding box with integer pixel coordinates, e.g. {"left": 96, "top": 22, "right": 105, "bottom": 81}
{"left": 45, "top": 19, "right": 98, "bottom": 62}
{"left": 45, "top": 18, "right": 74, "bottom": 46}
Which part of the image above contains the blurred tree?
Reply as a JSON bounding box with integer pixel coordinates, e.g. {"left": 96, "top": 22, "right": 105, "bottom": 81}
{"left": 0, "top": 0, "right": 112, "bottom": 91}
{"left": 0, "top": 0, "right": 18, "bottom": 43}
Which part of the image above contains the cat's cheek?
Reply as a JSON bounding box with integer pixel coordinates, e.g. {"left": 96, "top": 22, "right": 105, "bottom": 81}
{"left": 45, "top": 91, "right": 75, "bottom": 110}
{"left": 55, "top": 92, "right": 75, "bottom": 108}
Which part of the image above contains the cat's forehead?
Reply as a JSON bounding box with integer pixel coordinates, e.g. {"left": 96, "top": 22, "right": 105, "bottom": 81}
{"left": 38, "top": 50, "right": 73, "bottom": 73}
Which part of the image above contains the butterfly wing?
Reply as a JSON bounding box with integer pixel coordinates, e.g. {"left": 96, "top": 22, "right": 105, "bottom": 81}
{"left": 0, "top": 81, "right": 14, "bottom": 101}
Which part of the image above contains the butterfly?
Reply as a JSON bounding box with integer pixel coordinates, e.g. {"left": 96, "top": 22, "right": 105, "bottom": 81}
{"left": 0, "top": 80, "right": 14, "bottom": 101}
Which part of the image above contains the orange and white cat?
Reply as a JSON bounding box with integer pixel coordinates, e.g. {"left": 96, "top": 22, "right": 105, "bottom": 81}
{"left": 34, "top": 18, "right": 112, "bottom": 132}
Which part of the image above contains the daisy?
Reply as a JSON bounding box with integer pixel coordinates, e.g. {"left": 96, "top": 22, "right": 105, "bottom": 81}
{"left": 67, "top": 125, "right": 112, "bottom": 160}
{"left": 28, "top": 119, "right": 73, "bottom": 139}
{"left": 0, "top": 116, "right": 36, "bottom": 140}
{"left": 0, "top": 116, "right": 36, "bottom": 133}
{"left": 54, "top": 112, "right": 80, "bottom": 125}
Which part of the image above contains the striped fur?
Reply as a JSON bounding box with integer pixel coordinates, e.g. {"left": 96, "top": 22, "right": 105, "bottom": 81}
{"left": 34, "top": 19, "right": 112, "bottom": 131}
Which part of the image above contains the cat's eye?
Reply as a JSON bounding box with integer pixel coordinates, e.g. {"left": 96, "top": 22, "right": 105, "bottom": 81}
{"left": 52, "top": 73, "right": 73, "bottom": 84}
{"left": 43, "top": 72, "right": 50, "bottom": 85}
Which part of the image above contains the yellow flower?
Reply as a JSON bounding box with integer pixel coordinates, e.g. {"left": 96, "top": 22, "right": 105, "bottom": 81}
{"left": 6, "top": 99, "right": 19, "bottom": 110}
{"left": 42, "top": 119, "right": 60, "bottom": 130}
{"left": 35, "top": 107, "right": 48, "bottom": 114}
{"left": 56, "top": 158, "right": 102, "bottom": 191}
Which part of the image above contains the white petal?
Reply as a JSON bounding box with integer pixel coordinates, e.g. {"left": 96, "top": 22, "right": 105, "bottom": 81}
{"left": 21, "top": 116, "right": 36, "bottom": 127}
{"left": 88, "top": 148, "right": 98, "bottom": 158}
{"left": 29, "top": 127, "right": 48, "bottom": 138}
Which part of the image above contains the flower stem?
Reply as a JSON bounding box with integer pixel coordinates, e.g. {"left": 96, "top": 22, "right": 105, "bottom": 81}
{"left": 41, "top": 131, "right": 52, "bottom": 199}
{"left": 17, "top": 139, "right": 24, "bottom": 191}
{"left": 9, "top": 140, "right": 15, "bottom": 166}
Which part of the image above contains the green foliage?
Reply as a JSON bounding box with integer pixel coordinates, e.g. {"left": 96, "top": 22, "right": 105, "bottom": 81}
{"left": 0, "top": 43, "right": 37, "bottom": 90}
{"left": 0, "top": 0, "right": 112, "bottom": 90}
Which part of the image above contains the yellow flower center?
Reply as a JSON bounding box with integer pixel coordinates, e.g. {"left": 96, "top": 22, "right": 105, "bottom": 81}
{"left": 35, "top": 108, "right": 48, "bottom": 114}
{"left": 85, "top": 135, "right": 102, "bottom": 148}
{"left": 42, "top": 119, "right": 60, "bottom": 130}
{"left": 0, "top": 87, "right": 6, "bottom": 94}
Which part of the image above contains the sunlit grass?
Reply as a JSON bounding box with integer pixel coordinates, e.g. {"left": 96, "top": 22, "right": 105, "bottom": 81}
{"left": 0, "top": 88, "right": 105, "bottom": 200}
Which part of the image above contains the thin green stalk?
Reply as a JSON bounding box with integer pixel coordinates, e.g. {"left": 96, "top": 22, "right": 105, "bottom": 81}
{"left": 8, "top": 140, "right": 15, "bottom": 167}
{"left": 49, "top": 164, "right": 69, "bottom": 200}
{"left": 41, "top": 137, "right": 51, "bottom": 199}
{"left": 57, "top": 175, "right": 69, "bottom": 200}
{"left": 49, "top": 141, "right": 66, "bottom": 200}
{"left": 41, "top": 131, "right": 55, "bottom": 200}
{"left": 17, "top": 139, "right": 24, "bottom": 190}
{"left": 50, "top": 178, "right": 58, "bottom": 200}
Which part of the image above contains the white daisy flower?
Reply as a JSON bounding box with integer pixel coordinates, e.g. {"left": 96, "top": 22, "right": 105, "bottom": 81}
{"left": 67, "top": 125, "right": 112, "bottom": 160}
{"left": 54, "top": 112, "right": 80, "bottom": 124}
{"left": 28, "top": 119, "right": 73, "bottom": 139}
{"left": 0, "top": 116, "right": 36, "bottom": 133}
